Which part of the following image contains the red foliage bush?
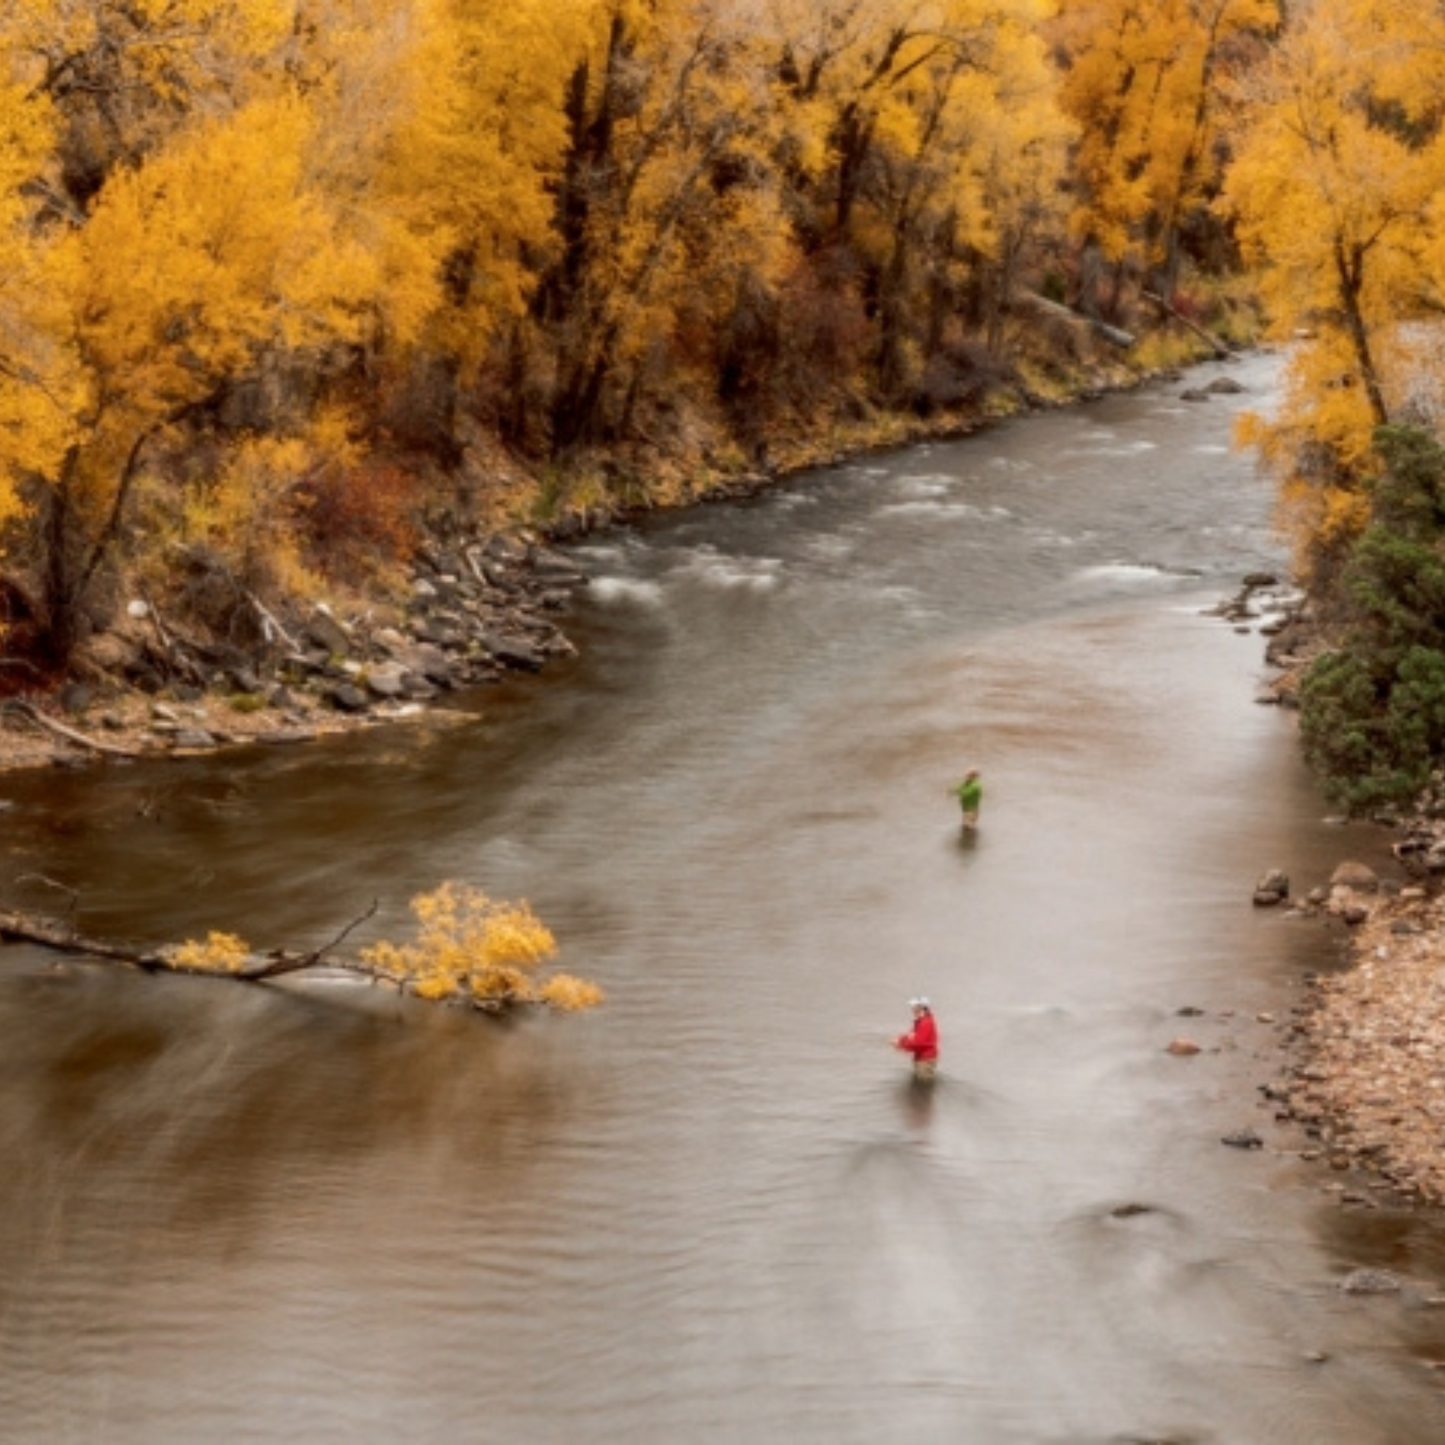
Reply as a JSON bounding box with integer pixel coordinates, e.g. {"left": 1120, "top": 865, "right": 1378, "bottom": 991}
{"left": 297, "top": 462, "right": 423, "bottom": 576}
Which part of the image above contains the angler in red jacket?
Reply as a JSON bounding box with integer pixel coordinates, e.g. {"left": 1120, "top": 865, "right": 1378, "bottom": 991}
{"left": 895, "top": 997, "right": 938, "bottom": 1081}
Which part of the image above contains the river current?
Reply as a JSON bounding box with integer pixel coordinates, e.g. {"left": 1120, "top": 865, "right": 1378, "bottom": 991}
{"left": 5, "top": 350, "right": 1445, "bottom": 1443}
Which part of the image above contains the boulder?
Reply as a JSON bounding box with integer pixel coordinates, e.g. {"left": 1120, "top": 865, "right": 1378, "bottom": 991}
{"left": 328, "top": 683, "right": 370, "bottom": 713}
{"left": 364, "top": 662, "right": 409, "bottom": 699}
{"left": 305, "top": 605, "right": 352, "bottom": 656}
{"left": 1330, "top": 861, "right": 1379, "bottom": 893}
{"left": 1253, "top": 868, "right": 1289, "bottom": 905}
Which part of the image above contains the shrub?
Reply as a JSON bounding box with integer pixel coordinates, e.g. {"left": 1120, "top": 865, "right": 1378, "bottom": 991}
{"left": 171, "top": 931, "right": 251, "bottom": 973}
{"left": 362, "top": 882, "right": 601, "bottom": 1009}
{"left": 1298, "top": 426, "right": 1445, "bottom": 812}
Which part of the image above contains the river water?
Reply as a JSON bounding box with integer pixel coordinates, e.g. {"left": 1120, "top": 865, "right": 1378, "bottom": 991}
{"left": 5, "top": 350, "right": 1445, "bottom": 1443}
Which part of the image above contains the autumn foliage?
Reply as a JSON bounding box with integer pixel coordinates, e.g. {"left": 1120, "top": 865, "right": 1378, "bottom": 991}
{"left": 0, "top": 0, "right": 1238, "bottom": 668}
{"left": 362, "top": 883, "right": 602, "bottom": 1010}
{"left": 171, "top": 883, "right": 601, "bottom": 1010}
{"left": 0, "top": 0, "right": 1440, "bottom": 714}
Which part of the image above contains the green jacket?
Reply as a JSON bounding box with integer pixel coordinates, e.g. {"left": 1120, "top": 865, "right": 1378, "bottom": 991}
{"left": 955, "top": 777, "right": 982, "bottom": 811}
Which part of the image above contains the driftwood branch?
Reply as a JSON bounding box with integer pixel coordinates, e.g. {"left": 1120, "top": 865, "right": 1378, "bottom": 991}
{"left": 139, "top": 591, "right": 206, "bottom": 687}
{"left": 14, "top": 873, "right": 80, "bottom": 927}
{"left": 1, "top": 699, "right": 146, "bottom": 758}
{"left": 245, "top": 589, "right": 300, "bottom": 652}
{"left": 0, "top": 902, "right": 380, "bottom": 986}
{"left": 1142, "top": 290, "right": 1231, "bottom": 360}
{"left": 0, "top": 907, "right": 170, "bottom": 968}
{"left": 240, "top": 900, "right": 379, "bottom": 980}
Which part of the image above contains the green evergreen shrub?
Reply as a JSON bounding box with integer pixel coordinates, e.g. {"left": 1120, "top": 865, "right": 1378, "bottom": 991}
{"left": 1298, "top": 427, "right": 1445, "bottom": 813}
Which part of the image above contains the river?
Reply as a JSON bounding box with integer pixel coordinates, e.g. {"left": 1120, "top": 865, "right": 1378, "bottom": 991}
{"left": 4, "top": 350, "right": 1445, "bottom": 1443}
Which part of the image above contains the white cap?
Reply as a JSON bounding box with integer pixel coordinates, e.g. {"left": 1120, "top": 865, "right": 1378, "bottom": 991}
{"left": 910, "top": 996, "right": 930, "bottom": 1009}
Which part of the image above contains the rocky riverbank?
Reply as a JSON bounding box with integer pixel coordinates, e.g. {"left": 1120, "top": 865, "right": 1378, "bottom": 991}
{"left": 0, "top": 348, "right": 1173, "bottom": 775}
{"left": 1237, "top": 571, "right": 1445, "bottom": 1213}
{"left": 0, "top": 526, "right": 591, "bottom": 773}
{"left": 1257, "top": 836, "right": 1445, "bottom": 1211}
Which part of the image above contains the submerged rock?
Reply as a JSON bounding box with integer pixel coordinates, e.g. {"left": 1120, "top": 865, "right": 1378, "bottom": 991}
{"left": 1339, "top": 1268, "right": 1402, "bottom": 1295}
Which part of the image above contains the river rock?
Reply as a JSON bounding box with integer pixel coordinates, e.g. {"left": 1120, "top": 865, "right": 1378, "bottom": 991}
{"left": 1253, "top": 868, "right": 1289, "bottom": 905}
{"left": 1222, "top": 1128, "right": 1264, "bottom": 1149}
{"left": 328, "top": 683, "right": 370, "bottom": 713}
{"left": 305, "top": 605, "right": 352, "bottom": 656}
{"left": 1339, "top": 1268, "right": 1402, "bottom": 1295}
{"left": 364, "top": 662, "right": 409, "bottom": 699}
{"left": 59, "top": 683, "right": 93, "bottom": 714}
{"left": 258, "top": 728, "right": 318, "bottom": 745}
{"left": 171, "top": 728, "right": 217, "bottom": 750}
{"left": 530, "top": 544, "right": 585, "bottom": 573}
{"left": 1331, "top": 861, "right": 1380, "bottom": 893}
{"left": 1328, "top": 889, "right": 1371, "bottom": 925}
{"left": 481, "top": 632, "right": 545, "bottom": 671}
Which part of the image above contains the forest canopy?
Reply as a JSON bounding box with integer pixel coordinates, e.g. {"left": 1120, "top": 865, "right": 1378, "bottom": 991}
{"left": 0, "top": 0, "right": 1273, "bottom": 670}
{"left": 4, "top": 0, "right": 1445, "bottom": 809}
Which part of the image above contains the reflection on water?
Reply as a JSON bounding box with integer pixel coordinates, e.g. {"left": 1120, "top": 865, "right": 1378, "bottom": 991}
{"left": 5, "top": 352, "right": 1445, "bottom": 1441}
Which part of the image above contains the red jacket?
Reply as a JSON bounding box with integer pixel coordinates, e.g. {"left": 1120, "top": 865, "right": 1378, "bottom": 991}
{"left": 896, "top": 1011, "right": 938, "bottom": 1062}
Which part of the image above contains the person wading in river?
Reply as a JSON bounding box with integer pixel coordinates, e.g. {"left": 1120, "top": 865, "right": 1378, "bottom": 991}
{"left": 951, "top": 768, "right": 982, "bottom": 829}
{"left": 895, "top": 998, "right": 939, "bottom": 1082}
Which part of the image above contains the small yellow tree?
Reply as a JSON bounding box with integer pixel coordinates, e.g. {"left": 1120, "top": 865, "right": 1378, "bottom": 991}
{"left": 363, "top": 882, "right": 603, "bottom": 1009}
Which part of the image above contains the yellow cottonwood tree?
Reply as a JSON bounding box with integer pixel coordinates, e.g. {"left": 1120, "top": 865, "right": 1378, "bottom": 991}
{"left": 0, "top": 79, "right": 69, "bottom": 552}
{"left": 16, "top": 0, "right": 292, "bottom": 195}
{"left": 32, "top": 95, "right": 414, "bottom": 658}
{"left": 759, "top": 0, "right": 1071, "bottom": 397}
{"left": 1219, "top": 0, "right": 1445, "bottom": 573}
{"left": 535, "top": 0, "right": 787, "bottom": 456}
{"left": 1053, "top": 0, "right": 1277, "bottom": 318}
{"left": 0, "top": 1, "right": 492, "bottom": 656}
{"left": 0, "top": 0, "right": 320, "bottom": 657}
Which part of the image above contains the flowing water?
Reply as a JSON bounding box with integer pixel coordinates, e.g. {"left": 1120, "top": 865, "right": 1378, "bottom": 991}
{"left": 5, "top": 351, "right": 1445, "bottom": 1443}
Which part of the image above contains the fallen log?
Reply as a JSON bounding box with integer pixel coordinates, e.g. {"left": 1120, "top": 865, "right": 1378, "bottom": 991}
{"left": 1015, "top": 290, "right": 1135, "bottom": 349}
{"left": 1142, "top": 290, "right": 1232, "bottom": 360}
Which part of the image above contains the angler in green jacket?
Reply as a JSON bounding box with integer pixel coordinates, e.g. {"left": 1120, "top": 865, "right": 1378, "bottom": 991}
{"left": 951, "top": 768, "right": 982, "bottom": 828}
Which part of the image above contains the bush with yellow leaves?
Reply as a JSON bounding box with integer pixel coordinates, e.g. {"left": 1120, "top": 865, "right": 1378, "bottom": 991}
{"left": 362, "top": 882, "right": 601, "bottom": 1010}
{"left": 170, "top": 931, "right": 252, "bottom": 973}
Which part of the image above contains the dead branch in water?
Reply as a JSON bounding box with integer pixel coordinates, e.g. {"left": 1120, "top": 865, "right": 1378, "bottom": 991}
{"left": 239, "top": 900, "right": 379, "bottom": 980}
{"left": 0, "top": 906, "right": 170, "bottom": 968}
{"left": 0, "top": 901, "right": 380, "bottom": 983}
{"left": 0, "top": 886, "right": 602, "bottom": 1014}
